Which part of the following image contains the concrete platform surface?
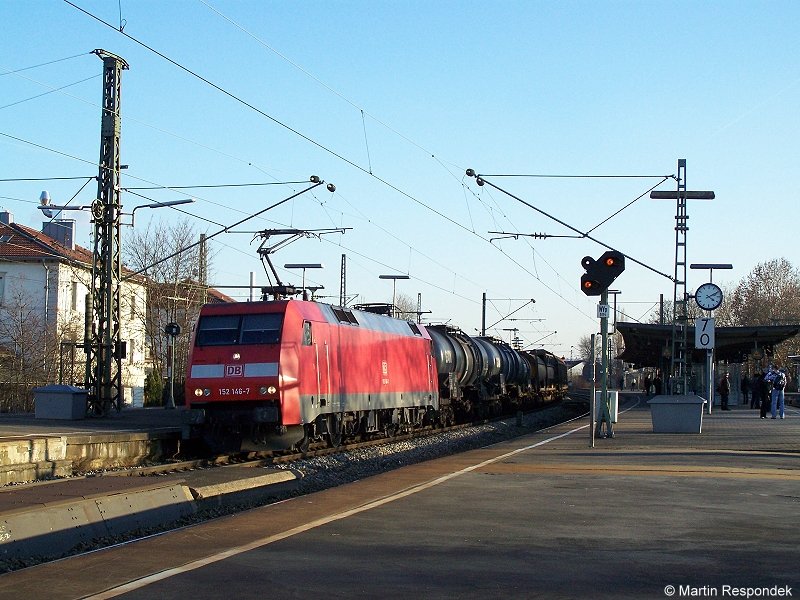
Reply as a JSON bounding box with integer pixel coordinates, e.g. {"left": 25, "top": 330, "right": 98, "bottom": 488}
{"left": 0, "top": 398, "right": 797, "bottom": 599}
{"left": 0, "top": 464, "right": 300, "bottom": 565}
{"left": 0, "top": 406, "right": 184, "bottom": 439}
{"left": 0, "top": 407, "right": 184, "bottom": 483}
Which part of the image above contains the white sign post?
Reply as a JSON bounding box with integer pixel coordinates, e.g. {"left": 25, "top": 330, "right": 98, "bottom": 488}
{"left": 695, "top": 317, "right": 715, "bottom": 349}
{"left": 695, "top": 317, "right": 715, "bottom": 414}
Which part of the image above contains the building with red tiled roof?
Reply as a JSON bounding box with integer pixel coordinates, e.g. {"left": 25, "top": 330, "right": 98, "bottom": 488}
{"left": 0, "top": 210, "right": 149, "bottom": 408}
{"left": 0, "top": 210, "right": 236, "bottom": 411}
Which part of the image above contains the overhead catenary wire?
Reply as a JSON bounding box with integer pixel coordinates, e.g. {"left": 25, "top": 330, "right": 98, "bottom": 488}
{"left": 0, "top": 52, "right": 90, "bottom": 76}
{"left": 122, "top": 179, "right": 328, "bottom": 280}
{"left": 0, "top": 130, "right": 308, "bottom": 229}
{"left": 15, "top": 43, "right": 582, "bottom": 324}
{"left": 468, "top": 171, "right": 675, "bottom": 282}
{"left": 45, "top": 3, "right": 662, "bottom": 334}
{"left": 0, "top": 74, "right": 100, "bottom": 111}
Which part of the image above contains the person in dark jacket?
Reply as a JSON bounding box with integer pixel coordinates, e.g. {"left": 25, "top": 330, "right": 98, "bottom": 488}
{"left": 759, "top": 371, "right": 772, "bottom": 419}
{"left": 752, "top": 371, "right": 763, "bottom": 413}
{"left": 719, "top": 373, "right": 731, "bottom": 411}
{"left": 741, "top": 375, "right": 752, "bottom": 408}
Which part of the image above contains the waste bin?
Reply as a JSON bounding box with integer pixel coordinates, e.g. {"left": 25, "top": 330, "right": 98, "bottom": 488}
{"left": 33, "top": 385, "right": 87, "bottom": 420}
{"left": 648, "top": 395, "right": 705, "bottom": 433}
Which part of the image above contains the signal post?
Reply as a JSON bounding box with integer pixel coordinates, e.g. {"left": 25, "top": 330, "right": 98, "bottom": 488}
{"left": 581, "top": 250, "right": 625, "bottom": 442}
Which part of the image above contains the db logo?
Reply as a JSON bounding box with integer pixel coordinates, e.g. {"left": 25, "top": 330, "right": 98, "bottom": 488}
{"left": 225, "top": 364, "right": 244, "bottom": 377}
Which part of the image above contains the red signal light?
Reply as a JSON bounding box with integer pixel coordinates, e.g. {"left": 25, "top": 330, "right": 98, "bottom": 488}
{"left": 580, "top": 251, "right": 625, "bottom": 296}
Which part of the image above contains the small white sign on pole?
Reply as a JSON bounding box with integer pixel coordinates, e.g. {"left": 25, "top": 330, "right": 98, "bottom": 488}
{"left": 695, "top": 317, "right": 715, "bottom": 349}
{"left": 597, "top": 304, "right": 610, "bottom": 319}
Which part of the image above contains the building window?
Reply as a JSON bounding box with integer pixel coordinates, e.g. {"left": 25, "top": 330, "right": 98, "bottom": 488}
{"left": 71, "top": 281, "right": 79, "bottom": 311}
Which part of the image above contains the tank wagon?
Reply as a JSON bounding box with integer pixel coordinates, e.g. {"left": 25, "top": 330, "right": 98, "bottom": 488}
{"left": 184, "top": 299, "right": 568, "bottom": 451}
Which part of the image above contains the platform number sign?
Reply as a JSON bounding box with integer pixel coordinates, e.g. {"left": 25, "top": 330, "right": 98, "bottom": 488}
{"left": 695, "top": 317, "right": 715, "bottom": 350}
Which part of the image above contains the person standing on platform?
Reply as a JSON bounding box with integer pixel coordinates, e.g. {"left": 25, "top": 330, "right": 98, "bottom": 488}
{"left": 760, "top": 370, "right": 772, "bottom": 419}
{"left": 752, "top": 371, "right": 763, "bottom": 413}
{"left": 741, "top": 374, "right": 752, "bottom": 408}
{"left": 771, "top": 368, "right": 787, "bottom": 419}
{"left": 719, "top": 373, "right": 731, "bottom": 411}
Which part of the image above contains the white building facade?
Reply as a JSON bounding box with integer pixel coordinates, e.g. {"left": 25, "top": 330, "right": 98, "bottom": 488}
{"left": 0, "top": 211, "right": 147, "bottom": 408}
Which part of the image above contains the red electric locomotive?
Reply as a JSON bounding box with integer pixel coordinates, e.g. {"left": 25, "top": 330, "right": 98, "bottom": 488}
{"left": 184, "top": 299, "right": 438, "bottom": 451}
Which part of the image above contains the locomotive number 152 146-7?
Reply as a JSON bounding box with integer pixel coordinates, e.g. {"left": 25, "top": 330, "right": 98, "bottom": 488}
{"left": 219, "top": 387, "right": 251, "bottom": 396}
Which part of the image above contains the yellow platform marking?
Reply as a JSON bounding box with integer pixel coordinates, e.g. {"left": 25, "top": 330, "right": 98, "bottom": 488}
{"left": 483, "top": 462, "right": 800, "bottom": 480}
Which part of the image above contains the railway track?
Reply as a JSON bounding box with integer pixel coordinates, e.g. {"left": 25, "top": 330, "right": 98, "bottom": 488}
{"left": 91, "top": 400, "right": 587, "bottom": 480}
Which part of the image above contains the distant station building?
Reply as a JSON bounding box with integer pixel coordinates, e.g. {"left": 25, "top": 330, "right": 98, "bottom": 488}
{"left": 616, "top": 322, "right": 800, "bottom": 367}
{"left": 616, "top": 321, "right": 800, "bottom": 403}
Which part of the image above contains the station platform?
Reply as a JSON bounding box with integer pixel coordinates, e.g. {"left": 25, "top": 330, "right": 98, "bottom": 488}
{"left": 0, "top": 397, "right": 797, "bottom": 599}
{"left": 0, "top": 407, "right": 184, "bottom": 484}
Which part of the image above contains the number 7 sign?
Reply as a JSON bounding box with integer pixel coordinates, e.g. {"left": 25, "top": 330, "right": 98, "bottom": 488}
{"left": 695, "top": 317, "right": 715, "bottom": 349}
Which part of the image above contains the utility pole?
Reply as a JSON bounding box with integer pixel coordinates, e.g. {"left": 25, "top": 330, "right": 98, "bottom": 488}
{"left": 340, "top": 254, "right": 346, "bottom": 307}
{"left": 198, "top": 233, "right": 208, "bottom": 305}
{"left": 85, "top": 49, "right": 128, "bottom": 416}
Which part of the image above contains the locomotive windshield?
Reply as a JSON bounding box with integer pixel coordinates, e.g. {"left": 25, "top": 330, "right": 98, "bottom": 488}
{"left": 195, "top": 313, "right": 283, "bottom": 346}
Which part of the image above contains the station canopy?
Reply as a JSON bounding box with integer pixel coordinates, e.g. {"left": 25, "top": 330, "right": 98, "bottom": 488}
{"left": 616, "top": 322, "right": 800, "bottom": 368}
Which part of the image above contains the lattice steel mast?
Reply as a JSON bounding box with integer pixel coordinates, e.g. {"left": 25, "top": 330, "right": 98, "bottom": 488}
{"left": 85, "top": 49, "right": 128, "bottom": 415}
{"left": 671, "top": 159, "right": 689, "bottom": 394}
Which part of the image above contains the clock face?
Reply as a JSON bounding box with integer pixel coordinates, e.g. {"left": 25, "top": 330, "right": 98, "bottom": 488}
{"left": 695, "top": 282, "right": 723, "bottom": 311}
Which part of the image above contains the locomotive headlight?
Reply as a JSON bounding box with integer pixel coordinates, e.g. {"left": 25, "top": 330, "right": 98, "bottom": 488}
{"left": 260, "top": 385, "right": 277, "bottom": 395}
{"left": 268, "top": 385, "right": 277, "bottom": 394}
{"left": 194, "top": 388, "right": 203, "bottom": 397}
{"left": 259, "top": 386, "right": 268, "bottom": 395}
{"left": 203, "top": 388, "right": 211, "bottom": 397}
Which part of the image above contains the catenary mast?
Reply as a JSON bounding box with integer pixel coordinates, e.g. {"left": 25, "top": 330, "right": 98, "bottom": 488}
{"left": 85, "top": 49, "right": 128, "bottom": 415}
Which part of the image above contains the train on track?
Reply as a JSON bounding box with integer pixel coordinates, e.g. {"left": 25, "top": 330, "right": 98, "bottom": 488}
{"left": 183, "top": 299, "right": 568, "bottom": 451}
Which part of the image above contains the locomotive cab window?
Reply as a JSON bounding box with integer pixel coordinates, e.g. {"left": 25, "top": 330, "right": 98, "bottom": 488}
{"left": 195, "top": 315, "right": 241, "bottom": 346}
{"left": 302, "top": 321, "right": 313, "bottom": 346}
{"left": 195, "top": 313, "right": 283, "bottom": 346}
{"left": 240, "top": 313, "right": 282, "bottom": 344}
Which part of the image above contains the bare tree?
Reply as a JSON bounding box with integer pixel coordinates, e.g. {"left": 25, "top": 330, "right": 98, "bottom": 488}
{"left": 123, "top": 220, "right": 212, "bottom": 405}
{"left": 726, "top": 258, "right": 800, "bottom": 364}
{"left": 394, "top": 292, "right": 419, "bottom": 322}
{"left": 0, "top": 290, "right": 49, "bottom": 411}
{"left": 727, "top": 258, "right": 800, "bottom": 326}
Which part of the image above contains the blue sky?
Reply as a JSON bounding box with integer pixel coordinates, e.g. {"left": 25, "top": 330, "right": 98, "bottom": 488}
{"left": 2, "top": 0, "right": 799, "bottom": 355}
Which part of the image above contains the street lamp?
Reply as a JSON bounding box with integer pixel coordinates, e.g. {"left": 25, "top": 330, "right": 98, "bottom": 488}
{"left": 285, "top": 263, "right": 324, "bottom": 300}
{"left": 126, "top": 198, "right": 195, "bottom": 227}
{"left": 379, "top": 274, "right": 410, "bottom": 318}
{"left": 38, "top": 195, "right": 194, "bottom": 227}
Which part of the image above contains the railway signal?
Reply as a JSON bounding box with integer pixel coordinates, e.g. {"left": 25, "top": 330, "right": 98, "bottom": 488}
{"left": 580, "top": 251, "right": 625, "bottom": 296}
